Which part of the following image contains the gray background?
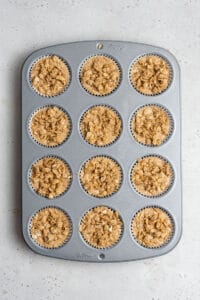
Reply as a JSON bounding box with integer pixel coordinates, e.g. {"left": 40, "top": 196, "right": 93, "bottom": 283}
{"left": 0, "top": 0, "right": 199, "bottom": 299}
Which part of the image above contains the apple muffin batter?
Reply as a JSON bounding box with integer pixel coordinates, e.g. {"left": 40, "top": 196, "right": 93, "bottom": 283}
{"left": 80, "top": 105, "right": 122, "bottom": 146}
{"left": 130, "top": 55, "right": 171, "bottom": 95}
{"left": 79, "top": 206, "right": 123, "bottom": 248}
{"left": 131, "top": 156, "right": 173, "bottom": 197}
{"left": 80, "top": 156, "right": 122, "bottom": 197}
{"left": 30, "top": 55, "right": 70, "bottom": 96}
{"left": 131, "top": 105, "right": 172, "bottom": 146}
{"left": 132, "top": 207, "right": 173, "bottom": 248}
{"left": 30, "top": 106, "right": 71, "bottom": 147}
{"left": 30, "top": 207, "right": 71, "bottom": 248}
{"left": 80, "top": 55, "right": 120, "bottom": 96}
{"left": 30, "top": 157, "right": 71, "bottom": 199}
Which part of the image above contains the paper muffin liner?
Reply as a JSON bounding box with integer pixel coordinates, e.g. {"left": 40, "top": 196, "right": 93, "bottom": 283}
{"left": 29, "top": 54, "right": 71, "bottom": 98}
{"left": 28, "top": 155, "right": 73, "bottom": 199}
{"left": 130, "top": 104, "right": 174, "bottom": 147}
{"left": 79, "top": 104, "right": 123, "bottom": 147}
{"left": 79, "top": 155, "right": 123, "bottom": 198}
{"left": 131, "top": 205, "right": 175, "bottom": 249}
{"left": 129, "top": 53, "right": 173, "bottom": 96}
{"left": 130, "top": 154, "right": 175, "bottom": 198}
{"left": 29, "top": 206, "right": 72, "bottom": 249}
{"left": 28, "top": 105, "right": 72, "bottom": 148}
{"left": 79, "top": 54, "right": 122, "bottom": 97}
{"left": 79, "top": 205, "right": 124, "bottom": 250}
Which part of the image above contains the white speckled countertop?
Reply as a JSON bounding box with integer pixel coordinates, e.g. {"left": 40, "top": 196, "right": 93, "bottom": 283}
{"left": 0, "top": 0, "right": 200, "bottom": 299}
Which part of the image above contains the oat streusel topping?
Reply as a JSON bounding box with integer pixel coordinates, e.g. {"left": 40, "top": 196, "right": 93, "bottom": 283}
{"left": 131, "top": 156, "right": 172, "bottom": 197}
{"left": 80, "top": 55, "right": 120, "bottom": 96}
{"left": 80, "top": 105, "right": 122, "bottom": 146}
{"left": 80, "top": 156, "right": 122, "bottom": 197}
{"left": 30, "top": 207, "right": 71, "bottom": 248}
{"left": 79, "top": 206, "right": 123, "bottom": 248}
{"left": 130, "top": 55, "right": 171, "bottom": 95}
{"left": 30, "top": 106, "right": 71, "bottom": 147}
{"left": 132, "top": 105, "right": 171, "bottom": 146}
{"left": 132, "top": 207, "right": 173, "bottom": 248}
{"left": 31, "top": 55, "right": 70, "bottom": 96}
{"left": 30, "top": 157, "right": 71, "bottom": 199}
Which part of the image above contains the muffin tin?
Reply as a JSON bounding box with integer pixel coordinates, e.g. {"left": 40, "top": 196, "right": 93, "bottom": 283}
{"left": 22, "top": 41, "right": 182, "bottom": 262}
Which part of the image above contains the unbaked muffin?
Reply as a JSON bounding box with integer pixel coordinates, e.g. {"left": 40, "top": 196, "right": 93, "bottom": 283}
{"left": 132, "top": 207, "right": 173, "bottom": 248}
{"left": 30, "top": 106, "right": 71, "bottom": 147}
{"left": 80, "top": 156, "right": 122, "bottom": 198}
{"left": 80, "top": 55, "right": 120, "bottom": 96}
{"left": 131, "top": 156, "right": 173, "bottom": 197}
{"left": 130, "top": 55, "right": 171, "bottom": 95}
{"left": 30, "top": 207, "right": 71, "bottom": 248}
{"left": 79, "top": 206, "right": 123, "bottom": 248}
{"left": 30, "top": 157, "right": 72, "bottom": 199}
{"left": 30, "top": 55, "right": 70, "bottom": 96}
{"left": 80, "top": 105, "right": 122, "bottom": 146}
{"left": 131, "top": 105, "right": 172, "bottom": 146}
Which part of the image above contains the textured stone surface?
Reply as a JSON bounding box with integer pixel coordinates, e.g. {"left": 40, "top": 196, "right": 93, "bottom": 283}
{"left": 0, "top": 0, "right": 200, "bottom": 299}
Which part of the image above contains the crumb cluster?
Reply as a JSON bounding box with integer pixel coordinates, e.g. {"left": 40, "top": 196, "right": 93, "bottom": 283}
{"left": 80, "top": 156, "right": 122, "bottom": 197}
{"left": 79, "top": 206, "right": 123, "bottom": 248}
{"left": 132, "top": 105, "right": 171, "bottom": 146}
{"left": 31, "top": 55, "right": 70, "bottom": 96}
{"left": 80, "top": 105, "right": 122, "bottom": 146}
{"left": 130, "top": 55, "right": 171, "bottom": 95}
{"left": 30, "top": 207, "right": 71, "bottom": 248}
{"left": 30, "top": 106, "right": 71, "bottom": 147}
{"left": 80, "top": 55, "right": 120, "bottom": 96}
{"left": 131, "top": 156, "right": 172, "bottom": 197}
{"left": 30, "top": 157, "right": 71, "bottom": 199}
{"left": 132, "top": 207, "right": 173, "bottom": 248}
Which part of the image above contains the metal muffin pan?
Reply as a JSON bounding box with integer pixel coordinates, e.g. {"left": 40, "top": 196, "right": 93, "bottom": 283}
{"left": 22, "top": 41, "right": 182, "bottom": 262}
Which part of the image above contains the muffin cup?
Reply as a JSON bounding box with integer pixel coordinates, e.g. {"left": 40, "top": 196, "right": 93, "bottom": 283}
{"left": 28, "top": 105, "right": 72, "bottom": 148}
{"left": 130, "top": 104, "right": 174, "bottom": 147}
{"left": 79, "top": 206, "right": 124, "bottom": 250}
{"left": 28, "top": 155, "right": 73, "bottom": 199}
{"left": 29, "top": 55, "right": 71, "bottom": 97}
{"left": 131, "top": 206, "right": 175, "bottom": 249}
{"left": 29, "top": 206, "right": 72, "bottom": 249}
{"left": 79, "top": 155, "right": 123, "bottom": 198}
{"left": 79, "top": 104, "right": 123, "bottom": 147}
{"left": 129, "top": 53, "right": 173, "bottom": 96}
{"left": 79, "top": 54, "right": 122, "bottom": 96}
{"left": 130, "top": 154, "right": 175, "bottom": 198}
